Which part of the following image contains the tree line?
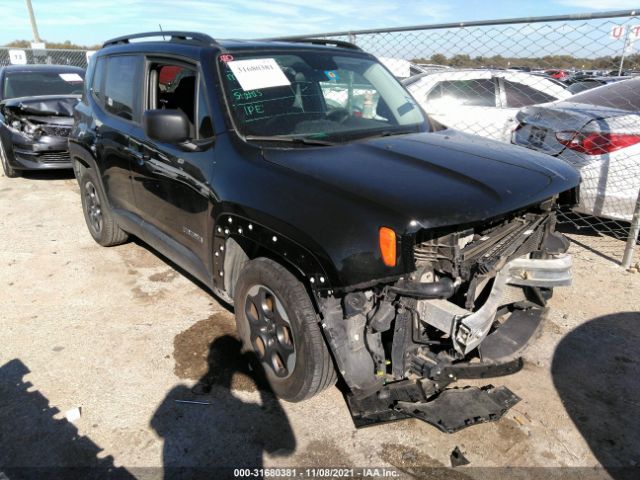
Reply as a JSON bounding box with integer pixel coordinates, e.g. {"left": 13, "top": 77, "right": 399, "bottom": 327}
{"left": 3, "top": 40, "right": 639, "bottom": 71}
{"left": 413, "top": 53, "right": 640, "bottom": 70}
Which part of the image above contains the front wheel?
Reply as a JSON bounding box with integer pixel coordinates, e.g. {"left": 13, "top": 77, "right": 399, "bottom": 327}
{"left": 233, "top": 258, "right": 337, "bottom": 402}
{"left": 0, "top": 139, "right": 19, "bottom": 178}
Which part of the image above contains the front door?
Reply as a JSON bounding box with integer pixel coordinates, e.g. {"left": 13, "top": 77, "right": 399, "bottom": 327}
{"left": 128, "top": 59, "right": 216, "bottom": 272}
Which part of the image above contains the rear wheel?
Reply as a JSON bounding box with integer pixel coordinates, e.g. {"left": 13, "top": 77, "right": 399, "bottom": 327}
{"left": 234, "top": 258, "right": 337, "bottom": 402}
{"left": 0, "top": 139, "right": 19, "bottom": 178}
{"left": 79, "top": 168, "right": 128, "bottom": 246}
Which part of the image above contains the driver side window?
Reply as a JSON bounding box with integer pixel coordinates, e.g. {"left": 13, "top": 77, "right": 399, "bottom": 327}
{"left": 147, "top": 62, "right": 213, "bottom": 140}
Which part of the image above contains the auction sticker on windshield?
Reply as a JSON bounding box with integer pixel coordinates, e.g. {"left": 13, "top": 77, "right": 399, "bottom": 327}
{"left": 227, "top": 58, "right": 290, "bottom": 91}
{"left": 59, "top": 73, "right": 84, "bottom": 83}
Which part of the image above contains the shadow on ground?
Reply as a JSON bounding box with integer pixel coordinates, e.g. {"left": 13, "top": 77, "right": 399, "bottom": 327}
{"left": 552, "top": 311, "right": 640, "bottom": 480}
{"left": 150, "top": 335, "right": 296, "bottom": 479}
{"left": 0, "top": 358, "right": 134, "bottom": 479}
{"left": 18, "top": 170, "right": 75, "bottom": 181}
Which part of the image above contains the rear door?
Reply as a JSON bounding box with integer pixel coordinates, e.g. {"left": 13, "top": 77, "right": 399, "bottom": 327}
{"left": 92, "top": 54, "right": 142, "bottom": 213}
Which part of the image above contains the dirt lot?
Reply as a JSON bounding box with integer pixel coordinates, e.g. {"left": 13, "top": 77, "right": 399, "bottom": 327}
{"left": 1, "top": 170, "right": 639, "bottom": 479}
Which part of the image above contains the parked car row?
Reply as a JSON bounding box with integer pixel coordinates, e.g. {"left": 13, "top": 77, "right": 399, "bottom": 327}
{"left": 0, "top": 64, "right": 84, "bottom": 177}
{"left": 403, "top": 69, "right": 571, "bottom": 142}
{"left": 0, "top": 32, "right": 581, "bottom": 432}
{"left": 513, "top": 77, "right": 640, "bottom": 222}
{"left": 400, "top": 65, "right": 640, "bottom": 222}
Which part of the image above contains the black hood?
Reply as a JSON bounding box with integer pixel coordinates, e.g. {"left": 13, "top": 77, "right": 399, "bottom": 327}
{"left": 261, "top": 129, "right": 580, "bottom": 230}
{"left": 1, "top": 95, "right": 80, "bottom": 116}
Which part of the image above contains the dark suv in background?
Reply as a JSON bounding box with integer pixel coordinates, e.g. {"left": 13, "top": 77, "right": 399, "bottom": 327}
{"left": 69, "top": 32, "right": 580, "bottom": 432}
{"left": 0, "top": 64, "right": 84, "bottom": 177}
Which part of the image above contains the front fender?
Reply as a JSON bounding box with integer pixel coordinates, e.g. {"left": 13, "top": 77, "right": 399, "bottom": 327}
{"left": 211, "top": 210, "right": 337, "bottom": 296}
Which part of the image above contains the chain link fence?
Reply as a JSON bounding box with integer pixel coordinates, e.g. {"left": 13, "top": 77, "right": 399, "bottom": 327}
{"left": 0, "top": 47, "right": 90, "bottom": 68}
{"left": 279, "top": 9, "right": 640, "bottom": 267}
{"left": 1, "top": 10, "right": 639, "bottom": 266}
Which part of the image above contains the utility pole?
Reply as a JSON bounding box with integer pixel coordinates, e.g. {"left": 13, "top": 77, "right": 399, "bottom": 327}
{"left": 24, "top": 0, "right": 42, "bottom": 43}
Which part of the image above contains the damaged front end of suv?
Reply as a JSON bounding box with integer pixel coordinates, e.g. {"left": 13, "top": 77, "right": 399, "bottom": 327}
{"left": 0, "top": 96, "right": 79, "bottom": 175}
{"left": 317, "top": 192, "right": 577, "bottom": 433}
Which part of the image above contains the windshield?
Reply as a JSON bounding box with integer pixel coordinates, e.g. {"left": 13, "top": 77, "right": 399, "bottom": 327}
{"left": 3, "top": 71, "right": 85, "bottom": 99}
{"left": 569, "top": 77, "right": 640, "bottom": 112}
{"left": 219, "top": 50, "right": 427, "bottom": 143}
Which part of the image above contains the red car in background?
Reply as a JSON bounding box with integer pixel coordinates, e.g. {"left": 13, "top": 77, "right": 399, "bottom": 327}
{"left": 545, "top": 69, "right": 570, "bottom": 81}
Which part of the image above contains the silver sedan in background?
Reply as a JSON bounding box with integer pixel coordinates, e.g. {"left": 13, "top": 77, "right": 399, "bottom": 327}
{"left": 513, "top": 77, "right": 640, "bottom": 222}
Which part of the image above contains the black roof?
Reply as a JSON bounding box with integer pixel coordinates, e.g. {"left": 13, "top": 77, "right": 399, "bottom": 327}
{"left": 220, "top": 38, "right": 362, "bottom": 51}
{"left": 99, "top": 31, "right": 362, "bottom": 55}
{"left": 0, "top": 64, "right": 85, "bottom": 73}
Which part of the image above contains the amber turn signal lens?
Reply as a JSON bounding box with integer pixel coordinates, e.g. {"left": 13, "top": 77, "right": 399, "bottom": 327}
{"left": 379, "top": 227, "right": 397, "bottom": 267}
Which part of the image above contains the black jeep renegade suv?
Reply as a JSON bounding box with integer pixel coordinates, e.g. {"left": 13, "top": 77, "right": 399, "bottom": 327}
{"left": 69, "top": 31, "right": 580, "bottom": 431}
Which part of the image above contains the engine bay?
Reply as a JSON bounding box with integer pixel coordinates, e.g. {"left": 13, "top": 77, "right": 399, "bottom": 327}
{"left": 318, "top": 207, "right": 573, "bottom": 432}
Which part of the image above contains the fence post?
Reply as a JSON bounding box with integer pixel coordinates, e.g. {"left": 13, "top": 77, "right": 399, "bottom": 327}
{"left": 621, "top": 188, "right": 640, "bottom": 269}
{"left": 618, "top": 26, "right": 632, "bottom": 75}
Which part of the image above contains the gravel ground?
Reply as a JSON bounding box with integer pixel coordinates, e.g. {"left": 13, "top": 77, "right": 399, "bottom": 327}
{"left": 0, "top": 170, "right": 639, "bottom": 479}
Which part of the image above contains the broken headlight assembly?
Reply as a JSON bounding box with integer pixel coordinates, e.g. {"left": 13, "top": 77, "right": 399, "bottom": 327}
{"left": 10, "top": 118, "right": 42, "bottom": 139}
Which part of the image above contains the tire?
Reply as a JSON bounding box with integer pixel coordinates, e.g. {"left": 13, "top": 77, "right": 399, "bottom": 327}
{"left": 79, "top": 168, "right": 128, "bottom": 246}
{"left": 234, "top": 258, "right": 337, "bottom": 402}
{"left": 0, "top": 138, "right": 19, "bottom": 178}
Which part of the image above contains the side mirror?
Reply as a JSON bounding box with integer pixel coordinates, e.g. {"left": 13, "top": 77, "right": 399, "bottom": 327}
{"left": 143, "top": 109, "right": 190, "bottom": 144}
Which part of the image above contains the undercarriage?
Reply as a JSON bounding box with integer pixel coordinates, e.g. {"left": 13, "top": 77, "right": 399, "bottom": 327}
{"left": 318, "top": 208, "right": 572, "bottom": 432}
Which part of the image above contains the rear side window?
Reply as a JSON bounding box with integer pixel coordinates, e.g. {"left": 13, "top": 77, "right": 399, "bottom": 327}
{"left": 91, "top": 57, "right": 105, "bottom": 101}
{"left": 427, "top": 79, "right": 496, "bottom": 107}
{"left": 569, "top": 78, "right": 640, "bottom": 111}
{"left": 104, "top": 55, "right": 141, "bottom": 121}
{"left": 503, "top": 80, "right": 557, "bottom": 108}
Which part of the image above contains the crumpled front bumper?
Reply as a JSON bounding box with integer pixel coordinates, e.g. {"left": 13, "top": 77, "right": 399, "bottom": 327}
{"left": 6, "top": 129, "right": 72, "bottom": 170}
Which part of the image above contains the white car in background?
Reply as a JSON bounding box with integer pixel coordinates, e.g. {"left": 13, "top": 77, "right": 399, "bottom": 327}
{"left": 403, "top": 69, "right": 571, "bottom": 142}
{"left": 513, "top": 77, "right": 640, "bottom": 222}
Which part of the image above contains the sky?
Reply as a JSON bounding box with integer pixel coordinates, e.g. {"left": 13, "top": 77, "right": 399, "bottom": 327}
{"left": 0, "top": 0, "right": 639, "bottom": 46}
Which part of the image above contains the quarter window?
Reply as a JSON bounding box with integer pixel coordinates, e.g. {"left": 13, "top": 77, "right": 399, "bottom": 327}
{"left": 91, "top": 57, "right": 105, "bottom": 102}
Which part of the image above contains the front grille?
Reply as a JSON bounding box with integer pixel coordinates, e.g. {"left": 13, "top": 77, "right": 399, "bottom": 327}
{"left": 37, "top": 151, "right": 71, "bottom": 163}
{"left": 468, "top": 215, "right": 547, "bottom": 274}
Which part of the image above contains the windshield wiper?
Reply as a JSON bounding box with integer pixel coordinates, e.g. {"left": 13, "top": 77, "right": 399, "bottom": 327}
{"left": 379, "top": 129, "right": 421, "bottom": 137}
{"left": 244, "top": 135, "right": 336, "bottom": 146}
{"left": 352, "top": 128, "right": 421, "bottom": 141}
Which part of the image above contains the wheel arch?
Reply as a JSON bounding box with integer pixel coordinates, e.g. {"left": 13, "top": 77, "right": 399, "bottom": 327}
{"left": 68, "top": 141, "right": 114, "bottom": 209}
{"left": 212, "top": 212, "right": 337, "bottom": 306}
{"left": 69, "top": 140, "right": 98, "bottom": 172}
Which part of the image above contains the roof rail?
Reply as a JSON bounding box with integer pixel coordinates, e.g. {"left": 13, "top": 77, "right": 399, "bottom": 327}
{"left": 103, "top": 31, "right": 218, "bottom": 48}
{"left": 278, "top": 38, "right": 362, "bottom": 51}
